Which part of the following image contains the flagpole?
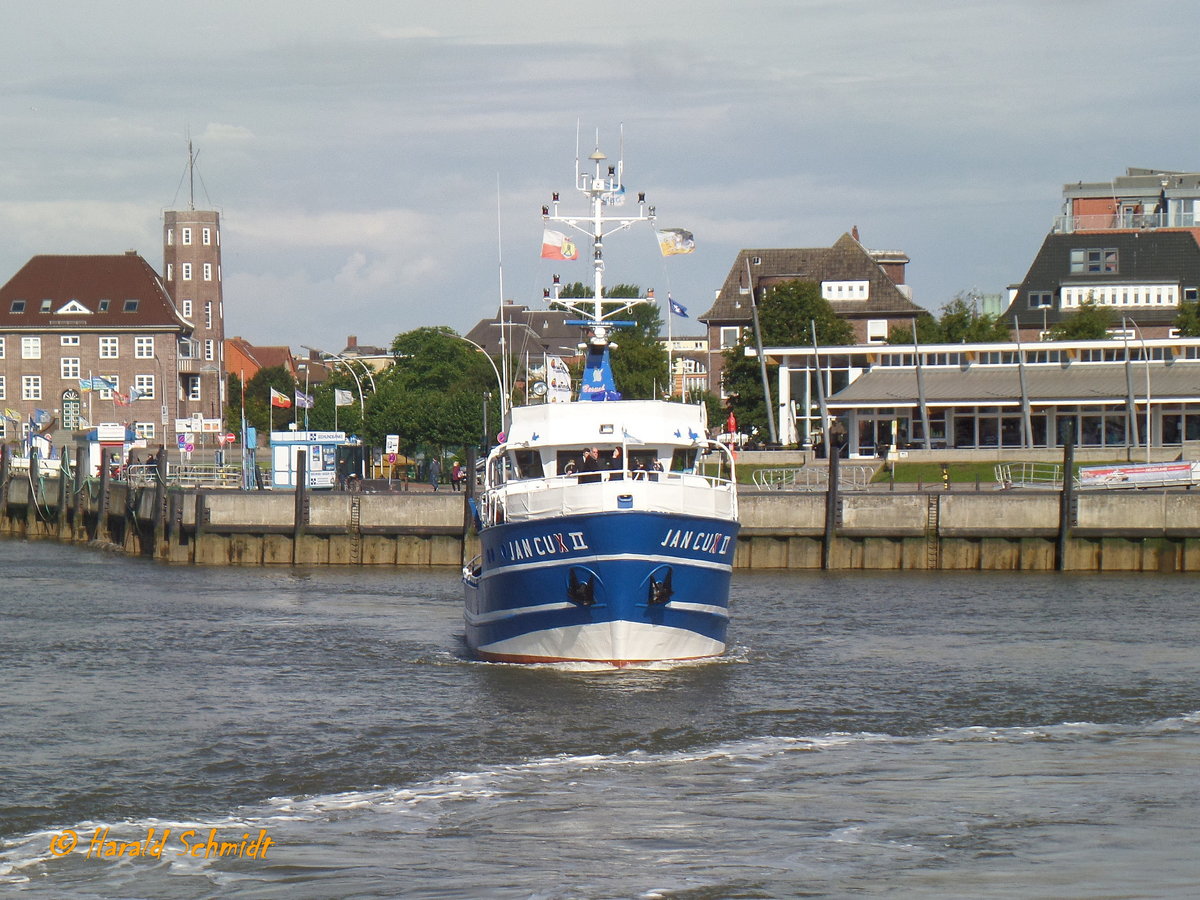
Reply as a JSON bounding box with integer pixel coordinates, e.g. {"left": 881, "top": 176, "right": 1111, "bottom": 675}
{"left": 667, "top": 292, "right": 673, "bottom": 399}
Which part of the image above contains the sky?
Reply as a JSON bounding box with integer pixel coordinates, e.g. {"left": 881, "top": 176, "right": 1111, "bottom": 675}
{"left": 3, "top": 0, "right": 1199, "bottom": 353}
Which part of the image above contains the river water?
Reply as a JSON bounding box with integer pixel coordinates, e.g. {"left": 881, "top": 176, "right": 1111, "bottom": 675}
{"left": 1, "top": 539, "right": 1197, "bottom": 899}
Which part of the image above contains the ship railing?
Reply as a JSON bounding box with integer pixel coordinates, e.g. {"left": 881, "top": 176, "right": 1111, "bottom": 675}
{"left": 751, "top": 465, "right": 874, "bottom": 491}
{"left": 481, "top": 470, "right": 738, "bottom": 526}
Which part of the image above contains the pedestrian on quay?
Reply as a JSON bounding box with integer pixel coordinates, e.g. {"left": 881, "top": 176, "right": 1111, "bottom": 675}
{"left": 450, "top": 460, "right": 463, "bottom": 491}
{"left": 429, "top": 457, "right": 442, "bottom": 491}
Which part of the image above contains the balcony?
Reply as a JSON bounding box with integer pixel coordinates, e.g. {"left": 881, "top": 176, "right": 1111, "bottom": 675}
{"left": 1053, "top": 212, "right": 1194, "bottom": 233}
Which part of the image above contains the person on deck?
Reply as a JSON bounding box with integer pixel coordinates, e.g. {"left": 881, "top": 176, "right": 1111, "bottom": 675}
{"left": 579, "top": 447, "right": 603, "bottom": 483}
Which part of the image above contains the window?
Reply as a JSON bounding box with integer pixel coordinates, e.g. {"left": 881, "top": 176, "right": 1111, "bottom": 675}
{"left": 186, "top": 375, "right": 201, "bottom": 401}
{"left": 204, "top": 339, "right": 215, "bottom": 361}
{"left": 166, "top": 264, "right": 173, "bottom": 281}
{"left": 1028, "top": 291, "right": 1053, "bottom": 309}
{"left": 0, "top": 337, "right": 4, "bottom": 358}
{"left": 1069, "top": 248, "right": 1118, "bottom": 274}
{"left": 182, "top": 299, "right": 193, "bottom": 319}
{"left": 166, "top": 228, "right": 173, "bottom": 246}
{"left": 22, "top": 375, "right": 41, "bottom": 400}
{"left": 178, "top": 338, "right": 197, "bottom": 359}
{"left": 719, "top": 326, "right": 742, "bottom": 349}
{"left": 123, "top": 299, "right": 139, "bottom": 313}
{"left": 99, "top": 336, "right": 119, "bottom": 358}
{"left": 61, "top": 357, "right": 80, "bottom": 379}
{"left": 135, "top": 374, "right": 155, "bottom": 399}
{"left": 21, "top": 337, "right": 41, "bottom": 359}
{"left": 181, "top": 263, "right": 192, "bottom": 280}
{"left": 0, "top": 376, "right": 5, "bottom": 399}
{"left": 205, "top": 301, "right": 212, "bottom": 329}
{"left": 821, "top": 280, "right": 871, "bottom": 301}
{"left": 61, "top": 335, "right": 80, "bottom": 346}
{"left": 40, "top": 299, "right": 52, "bottom": 312}
{"left": 134, "top": 422, "right": 155, "bottom": 440}
{"left": 10, "top": 300, "right": 25, "bottom": 313}
{"left": 866, "top": 319, "right": 889, "bottom": 343}
{"left": 182, "top": 227, "right": 192, "bottom": 245}
{"left": 202, "top": 227, "right": 211, "bottom": 246}
{"left": 98, "top": 299, "right": 111, "bottom": 312}
{"left": 135, "top": 336, "right": 154, "bottom": 358}
{"left": 203, "top": 262, "right": 212, "bottom": 281}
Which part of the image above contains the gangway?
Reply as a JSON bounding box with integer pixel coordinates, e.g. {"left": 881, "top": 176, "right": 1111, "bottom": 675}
{"left": 752, "top": 465, "right": 875, "bottom": 491}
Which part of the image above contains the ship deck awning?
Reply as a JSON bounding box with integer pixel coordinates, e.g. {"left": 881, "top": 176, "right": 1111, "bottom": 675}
{"left": 823, "top": 364, "right": 1200, "bottom": 410}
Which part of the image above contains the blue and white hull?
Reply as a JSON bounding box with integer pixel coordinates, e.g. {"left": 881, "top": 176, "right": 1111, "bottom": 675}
{"left": 464, "top": 508, "right": 738, "bottom": 664}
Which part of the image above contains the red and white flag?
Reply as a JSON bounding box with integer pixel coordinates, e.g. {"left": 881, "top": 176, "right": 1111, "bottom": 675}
{"left": 270, "top": 387, "right": 292, "bottom": 409}
{"left": 540, "top": 229, "right": 579, "bottom": 261}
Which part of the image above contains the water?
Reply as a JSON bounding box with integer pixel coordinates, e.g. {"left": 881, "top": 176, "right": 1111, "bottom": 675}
{"left": 1, "top": 540, "right": 1197, "bottom": 899}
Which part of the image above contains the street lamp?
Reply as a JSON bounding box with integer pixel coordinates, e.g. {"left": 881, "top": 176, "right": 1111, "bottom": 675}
{"left": 444, "top": 333, "right": 506, "bottom": 415}
{"left": 302, "top": 345, "right": 368, "bottom": 425}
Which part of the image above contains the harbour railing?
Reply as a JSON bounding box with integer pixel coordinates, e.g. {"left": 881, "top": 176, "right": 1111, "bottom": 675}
{"left": 751, "top": 466, "right": 874, "bottom": 491}
{"left": 121, "top": 462, "right": 243, "bottom": 489}
{"left": 995, "top": 463, "right": 1068, "bottom": 490}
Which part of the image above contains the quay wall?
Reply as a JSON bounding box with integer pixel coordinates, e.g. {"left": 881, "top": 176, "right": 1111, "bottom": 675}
{"left": 3, "top": 469, "right": 1200, "bottom": 572}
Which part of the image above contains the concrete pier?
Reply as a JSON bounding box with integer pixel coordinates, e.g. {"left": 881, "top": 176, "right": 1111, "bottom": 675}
{"left": 2, "top": 461, "right": 1200, "bottom": 571}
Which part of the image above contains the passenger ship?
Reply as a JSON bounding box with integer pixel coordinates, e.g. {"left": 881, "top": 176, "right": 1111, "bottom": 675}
{"left": 462, "top": 142, "right": 740, "bottom": 665}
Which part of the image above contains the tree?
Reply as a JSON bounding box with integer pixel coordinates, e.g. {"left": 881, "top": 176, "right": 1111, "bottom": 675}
{"left": 369, "top": 327, "right": 502, "bottom": 458}
{"left": 1175, "top": 298, "right": 1200, "bottom": 336}
{"left": 233, "top": 365, "right": 297, "bottom": 436}
{"left": 887, "top": 294, "right": 1011, "bottom": 344}
{"left": 1045, "top": 297, "right": 1114, "bottom": 341}
{"left": 553, "top": 282, "right": 666, "bottom": 399}
{"left": 722, "top": 280, "right": 853, "bottom": 440}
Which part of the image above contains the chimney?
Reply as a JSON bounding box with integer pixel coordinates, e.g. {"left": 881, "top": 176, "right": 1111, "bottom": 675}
{"left": 346, "top": 335, "right": 358, "bottom": 349}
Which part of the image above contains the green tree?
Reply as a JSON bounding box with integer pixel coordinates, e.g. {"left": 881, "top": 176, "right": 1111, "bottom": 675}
{"left": 369, "top": 327, "right": 502, "bottom": 459}
{"left": 1175, "top": 298, "right": 1200, "bottom": 336}
{"left": 237, "top": 365, "right": 297, "bottom": 435}
{"left": 886, "top": 311, "right": 940, "bottom": 344}
{"left": 610, "top": 301, "right": 668, "bottom": 399}
{"left": 1045, "top": 297, "right": 1114, "bottom": 340}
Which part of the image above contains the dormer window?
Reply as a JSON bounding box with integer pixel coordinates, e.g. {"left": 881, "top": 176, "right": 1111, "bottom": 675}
{"left": 98, "top": 299, "right": 111, "bottom": 312}
{"left": 10, "top": 300, "right": 25, "bottom": 313}
{"left": 123, "top": 299, "right": 139, "bottom": 313}
{"left": 40, "top": 299, "right": 52, "bottom": 312}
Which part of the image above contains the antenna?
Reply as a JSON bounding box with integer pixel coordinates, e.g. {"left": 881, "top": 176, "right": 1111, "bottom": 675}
{"left": 496, "top": 176, "right": 510, "bottom": 415}
{"left": 186, "top": 136, "right": 199, "bottom": 211}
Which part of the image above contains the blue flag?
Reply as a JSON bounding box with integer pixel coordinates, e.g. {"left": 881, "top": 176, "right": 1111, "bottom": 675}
{"left": 668, "top": 295, "right": 689, "bottom": 318}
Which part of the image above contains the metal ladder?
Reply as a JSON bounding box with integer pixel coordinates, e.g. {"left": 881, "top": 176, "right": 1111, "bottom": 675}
{"left": 926, "top": 494, "right": 940, "bottom": 569}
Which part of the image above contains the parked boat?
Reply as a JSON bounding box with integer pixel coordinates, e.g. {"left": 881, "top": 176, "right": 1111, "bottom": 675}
{"left": 462, "top": 141, "right": 740, "bottom": 665}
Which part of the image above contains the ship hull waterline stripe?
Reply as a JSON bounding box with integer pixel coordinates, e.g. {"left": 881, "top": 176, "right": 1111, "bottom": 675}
{"left": 478, "top": 551, "right": 734, "bottom": 579}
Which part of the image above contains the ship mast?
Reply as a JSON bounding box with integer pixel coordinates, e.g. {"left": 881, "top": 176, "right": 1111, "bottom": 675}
{"left": 543, "top": 142, "right": 655, "bottom": 350}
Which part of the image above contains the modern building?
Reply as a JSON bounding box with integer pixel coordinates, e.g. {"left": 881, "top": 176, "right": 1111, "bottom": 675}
{"left": 1006, "top": 168, "right": 1200, "bottom": 340}
{"left": 699, "top": 233, "right": 924, "bottom": 394}
{"left": 760, "top": 336, "right": 1200, "bottom": 456}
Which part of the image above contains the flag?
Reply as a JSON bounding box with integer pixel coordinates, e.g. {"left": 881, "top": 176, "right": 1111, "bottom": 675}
{"left": 33, "top": 408, "right": 50, "bottom": 425}
{"left": 656, "top": 228, "right": 696, "bottom": 256}
{"left": 600, "top": 185, "right": 626, "bottom": 206}
{"left": 127, "top": 388, "right": 146, "bottom": 402}
{"left": 669, "top": 295, "right": 689, "bottom": 318}
{"left": 79, "top": 376, "right": 117, "bottom": 392}
{"left": 541, "top": 229, "right": 579, "bottom": 261}
{"left": 295, "top": 390, "right": 314, "bottom": 409}
{"left": 270, "top": 388, "right": 292, "bottom": 408}
{"left": 334, "top": 389, "right": 355, "bottom": 407}
{"left": 113, "top": 391, "right": 130, "bottom": 407}
{"left": 3, "top": 408, "right": 20, "bottom": 423}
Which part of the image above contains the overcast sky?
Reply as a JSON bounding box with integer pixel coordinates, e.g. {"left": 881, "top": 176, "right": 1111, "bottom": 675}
{"left": 2, "top": 1, "right": 1198, "bottom": 352}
